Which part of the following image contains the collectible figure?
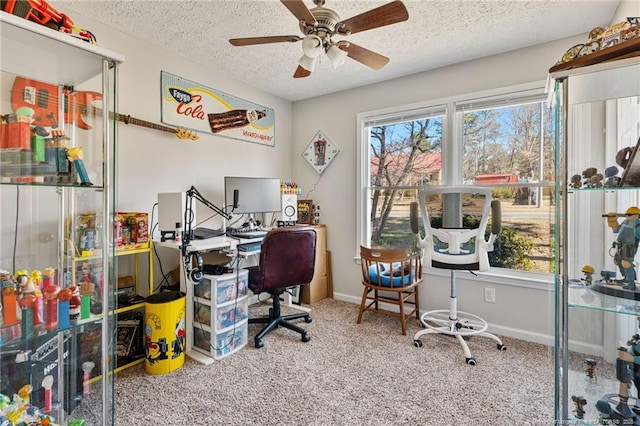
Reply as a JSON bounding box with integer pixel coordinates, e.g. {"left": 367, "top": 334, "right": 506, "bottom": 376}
{"left": 44, "top": 284, "right": 60, "bottom": 331}
{"left": 606, "top": 206, "right": 640, "bottom": 290}
{"left": 66, "top": 147, "right": 92, "bottom": 185}
{"left": 601, "top": 270, "right": 617, "bottom": 284}
{"left": 572, "top": 395, "right": 587, "bottom": 419}
{"left": 581, "top": 265, "right": 595, "bottom": 285}
{"left": 57, "top": 287, "right": 73, "bottom": 330}
{"left": 0, "top": 271, "right": 18, "bottom": 326}
{"left": 604, "top": 165, "right": 621, "bottom": 187}
{"left": 569, "top": 174, "right": 582, "bottom": 189}
{"left": 69, "top": 285, "right": 81, "bottom": 320}
{"left": 585, "top": 358, "right": 598, "bottom": 382}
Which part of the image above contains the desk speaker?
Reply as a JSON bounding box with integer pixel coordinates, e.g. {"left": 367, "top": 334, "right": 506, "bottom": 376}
{"left": 281, "top": 194, "right": 297, "bottom": 222}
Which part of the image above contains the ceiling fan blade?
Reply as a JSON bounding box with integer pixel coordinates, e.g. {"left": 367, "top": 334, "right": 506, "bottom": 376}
{"left": 229, "top": 35, "right": 301, "bottom": 46}
{"left": 338, "top": 1, "right": 409, "bottom": 35}
{"left": 341, "top": 43, "right": 390, "bottom": 70}
{"left": 293, "top": 65, "right": 312, "bottom": 78}
{"left": 281, "top": 0, "right": 315, "bottom": 24}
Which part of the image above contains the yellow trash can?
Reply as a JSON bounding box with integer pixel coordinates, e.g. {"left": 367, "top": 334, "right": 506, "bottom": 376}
{"left": 144, "top": 291, "right": 186, "bottom": 375}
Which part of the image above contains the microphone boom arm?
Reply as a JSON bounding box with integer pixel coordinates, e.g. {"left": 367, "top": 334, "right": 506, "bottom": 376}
{"left": 186, "top": 186, "right": 232, "bottom": 221}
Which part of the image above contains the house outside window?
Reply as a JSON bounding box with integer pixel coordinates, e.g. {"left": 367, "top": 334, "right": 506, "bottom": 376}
{"left": 357, "top": 83, "right": 555, "bottom": 276}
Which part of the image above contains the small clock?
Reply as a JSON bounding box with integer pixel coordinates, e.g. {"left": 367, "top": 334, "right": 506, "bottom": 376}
{"left": 302, "top": 130, "right": 339, "bottom": 175}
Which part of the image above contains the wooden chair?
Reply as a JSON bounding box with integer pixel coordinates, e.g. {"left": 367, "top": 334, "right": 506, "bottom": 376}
{"left": 357, "top": 246, "right": 422, "bottom": 335}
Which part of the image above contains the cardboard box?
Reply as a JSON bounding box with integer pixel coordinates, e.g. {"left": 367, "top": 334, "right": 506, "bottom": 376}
{"left": 301, "top": 225, "right": 329, "bottom": 304}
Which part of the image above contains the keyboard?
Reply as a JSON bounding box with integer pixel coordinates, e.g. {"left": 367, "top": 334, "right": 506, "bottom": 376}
{"left": 193, "top": 227, "right": 225, "bottom": 239}
{"left": 237, "top": 242, "right": 262, "bottom": 252}
{"left": 229, "top": 230, "right": 267, "bottom": 239}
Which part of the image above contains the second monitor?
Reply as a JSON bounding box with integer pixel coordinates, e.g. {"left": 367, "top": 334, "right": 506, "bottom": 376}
{"left": 224, "top": 176, "right": 281, "bottom": 215}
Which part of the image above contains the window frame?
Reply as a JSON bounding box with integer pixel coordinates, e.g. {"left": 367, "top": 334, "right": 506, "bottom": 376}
{"left": 356, "top": 80, "right": 555, "bottom": 287}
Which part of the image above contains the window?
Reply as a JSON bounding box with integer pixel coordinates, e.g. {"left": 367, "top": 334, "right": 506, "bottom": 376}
{"left": 357, "top": 83, "right": 555, "bottom": 275}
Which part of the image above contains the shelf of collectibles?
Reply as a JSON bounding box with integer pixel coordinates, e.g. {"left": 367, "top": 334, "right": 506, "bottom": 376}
{"left": 66, "top": 211, "right": 153, "bottom": 372}
{"left": 549, "top": 17, "right": 640, "bottom": 425}
{"left": 0, "top": 9, "right": 123, "bottom": 426}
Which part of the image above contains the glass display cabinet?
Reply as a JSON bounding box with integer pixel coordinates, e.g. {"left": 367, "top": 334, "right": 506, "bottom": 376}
{"left": 0, "top": 12, "right": 123, "bottom": 425}
{"left": 551, "top": 50, "right": 640, "bottom": 423}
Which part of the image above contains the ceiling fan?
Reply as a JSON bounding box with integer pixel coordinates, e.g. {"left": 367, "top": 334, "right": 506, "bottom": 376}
{"left": 229, "top": 0, "right": 409, "bottom": 78}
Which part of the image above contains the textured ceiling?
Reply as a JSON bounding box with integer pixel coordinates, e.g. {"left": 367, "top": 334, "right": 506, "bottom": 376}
{"left": 59, "top": 0, "right": 621, "bottom": 102}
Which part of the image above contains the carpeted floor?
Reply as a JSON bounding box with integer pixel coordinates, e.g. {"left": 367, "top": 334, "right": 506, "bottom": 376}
{"left": 108, "top": 298, "right": 555, "bottom": 425}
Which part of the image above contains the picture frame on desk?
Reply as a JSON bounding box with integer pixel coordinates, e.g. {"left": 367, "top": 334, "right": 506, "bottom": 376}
{"left": 297, "top": 199, "right": 313, "bottom": 224}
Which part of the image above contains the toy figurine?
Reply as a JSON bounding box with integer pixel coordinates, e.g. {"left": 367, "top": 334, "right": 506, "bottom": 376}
{"left": 572, "top": 395, "right": 587, "bottom": 419}
{"left": 585, "top": 358, "right": 598, "bottom": 382}
{"left": 569, "top": 174, "right": 582, "bottom": 189}
{"left": 20, "top": 278, "right": 43, "bottom": 325}
{"left": 69, "top": 285, "right": 81, "bottom": 320}
{"left": 18, "top": 293, "right": 36, "bottom": 340}
{"left": 582, "top": 167, "right": 598, "bottom": 188}
{"left": 80, "top": 281, "right": 94, "bottom": 320}
{"left": 82, "top": 361, "right": 95, "bottom": 395}
{"left": 0, "top": 271, "right": 19, "bottom": 326}
{"left": 44, "top": 284, "right": 60, "bottom": 331}
{"left": 66, "top": 147, "right": 92, "bottom": 185}
{"left": 42, "top": 267, "right": 55, "bottom": 289}
{"left": 614, "top": 347, "right": 637, "bottom": 419}
{"left": 581, "top": 265, "right": 595, "bottom": 285}
{"left": 604, "top": 165, "right": 621, "bottom": 187}
{"left": 606, "top": 206, "right": 640, "bottom": 290}
{"left": 57, "top": 287, "right": 73, "bottom": 330}
{"left": 41, "top": 375, "right": 53, "bottom": 413}
{"left": 601, "top": 270, "right": 617, "bottom": 284}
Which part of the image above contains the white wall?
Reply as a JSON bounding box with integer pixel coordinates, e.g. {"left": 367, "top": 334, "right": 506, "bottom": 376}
{"left": 290, "top": 34, "right": 586, "bottom": 344}
{"left": 55, "top": 6, "right": 294, "bottom": 277}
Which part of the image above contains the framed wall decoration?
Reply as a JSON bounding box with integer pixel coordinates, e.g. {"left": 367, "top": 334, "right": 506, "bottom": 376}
{"left": 297, "top": 199, "right": 313, "bottom": 224}
{"left": 302, "top": 130, "right": 339, "bottom": 174}
{"left": 160, "top": 71, "right": 275, "bottom": 146}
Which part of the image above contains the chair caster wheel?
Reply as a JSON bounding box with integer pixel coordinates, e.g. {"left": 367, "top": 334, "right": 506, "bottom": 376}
{"left": 413, "top": 339, "right": 423, "bottom": 348}
{"left": 301, "top": 333, "right": 311, "bottom": 342}
{"left": 497, "top": 344, "right": 507, "bottom": 351}
{"left": 304, "top": 316, "right": 312, "bottom": 323}
{"left": 255, "top": 339, "right": 264, "bottom": 349}
{"left": 466, "top": 357, "right": 477, "bottom": 365}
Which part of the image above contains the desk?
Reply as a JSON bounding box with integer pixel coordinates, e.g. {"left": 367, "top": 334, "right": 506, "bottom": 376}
{"left": 154, "top": 229, "right": 321, "bottom": 364}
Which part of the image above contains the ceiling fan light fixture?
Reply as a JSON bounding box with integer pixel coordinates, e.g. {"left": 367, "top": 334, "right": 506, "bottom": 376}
{"left": 301, "top": 34, "right": 323, "bottom": 58}
{"left": 327, "top": 44, "right": 348, "bottom": 69}
{"left": 298, "top": 54, "right": 317, "bottom": 72}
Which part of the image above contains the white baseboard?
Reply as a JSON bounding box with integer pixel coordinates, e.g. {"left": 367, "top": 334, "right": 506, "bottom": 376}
{"left": 333, "top": 292, "right": 555, "bottom": 347}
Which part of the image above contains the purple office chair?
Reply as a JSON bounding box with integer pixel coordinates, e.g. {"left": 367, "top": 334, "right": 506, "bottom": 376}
{"left": 247, "top": 226, "right": 317, "bottom": 348}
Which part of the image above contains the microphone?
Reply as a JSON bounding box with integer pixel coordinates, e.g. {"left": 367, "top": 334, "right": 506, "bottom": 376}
{"left": 409, "top": 202, "right": 419, "bottom": 234}
{"left": 233, "top": 189, "right": 239, "bottom": 210}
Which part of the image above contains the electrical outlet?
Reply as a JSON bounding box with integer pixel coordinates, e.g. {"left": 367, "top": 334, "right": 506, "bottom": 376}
{"left": 484, "top": 287, "right": 496, "bottom": 303}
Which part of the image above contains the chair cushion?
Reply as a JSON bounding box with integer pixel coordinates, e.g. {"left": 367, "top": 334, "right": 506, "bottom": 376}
{"left": 367, "top": 263, "right": 413, "bottom": 288}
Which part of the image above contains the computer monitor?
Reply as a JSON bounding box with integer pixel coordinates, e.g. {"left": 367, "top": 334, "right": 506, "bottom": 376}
{"left": 224, "top": 176, "right": 281, "bottom": 214}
